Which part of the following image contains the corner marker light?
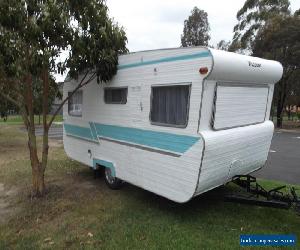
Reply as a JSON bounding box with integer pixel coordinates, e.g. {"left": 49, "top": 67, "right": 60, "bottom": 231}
{"left": 199, "top": 67, "right": 208, "bottom": 75}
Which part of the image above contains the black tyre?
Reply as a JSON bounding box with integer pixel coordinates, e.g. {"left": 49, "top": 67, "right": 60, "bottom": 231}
{"left": 104, "top": 167, "right": 123, "bottom": 190}
{"left": 93, "top": 168, "right": 103, "bottom": 179}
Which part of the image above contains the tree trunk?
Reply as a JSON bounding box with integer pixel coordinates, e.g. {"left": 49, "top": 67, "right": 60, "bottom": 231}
{"left": 27, "top": 126, "right": 46, "bottom": 196}
{"left": 287, "top": 106, "right": 291, "bottom": 120}
{"left": 24, "top": 73, "right": 46, "bottom": 197}
{"left": 276, "top": 99, "right": 283, "bottom": 128}
{"left": 41, "top": 68, "right": 49, "bottom": 183}
{"left": 31, "top": 156, "right": 45, "bottom": 196}
{"left": 27, "top": 116, "right": 46, "bottom": 196}
{"left": 271, "top": 106, "right": 274, "bottom": 121}
{"left": 276, "top": 85, "right": 283, "bottom": 128}
{"left": 276, "top": 77, "right": 288, "bottom": 128}
{"left": 276, "top": 87, "right": 283, "bottom": 128}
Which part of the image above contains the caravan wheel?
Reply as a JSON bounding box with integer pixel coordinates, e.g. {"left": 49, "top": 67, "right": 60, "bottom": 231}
{"left": 104, "top": 167, "right": 123, "bottom": 190}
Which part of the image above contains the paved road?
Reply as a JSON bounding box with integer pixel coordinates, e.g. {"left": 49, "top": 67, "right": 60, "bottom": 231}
{"left": 20, "top": 125, "right": 63, "bottom": 140}
{"left": 255, "top": 130, "right": 300, "bottom": 185}
{"left": 36, "top": 126, "right": 63, "bottom": 139}
{"left": 22, "top": 125, "right": 300, "bottom": 184}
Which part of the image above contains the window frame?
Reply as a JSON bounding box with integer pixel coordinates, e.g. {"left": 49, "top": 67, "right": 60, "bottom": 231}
{"left": 68, "top": 90, "right": 83, "bottom": 117}
{"left": 211, "top": 82, "right": 270, "bottom": 131}
{"left": 149, "top": 83, "right": 191, "bottom": 128}
{"left": 104, "top": 87, "right": 128, "bottom": 104}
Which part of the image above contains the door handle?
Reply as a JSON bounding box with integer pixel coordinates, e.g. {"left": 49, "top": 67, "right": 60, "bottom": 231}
{"left": 140, "top": 102, "right": 143, "bottom": 111}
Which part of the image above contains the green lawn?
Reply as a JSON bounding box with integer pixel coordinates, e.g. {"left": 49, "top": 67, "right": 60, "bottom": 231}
{"left": 271, "top": 114, "right": 300, "bottom": 129}
{"left": 0, "top": 125, "right": 299, "bottom": 249}
{"left": 0, "top": 115, "right": 63, "bottom": 125}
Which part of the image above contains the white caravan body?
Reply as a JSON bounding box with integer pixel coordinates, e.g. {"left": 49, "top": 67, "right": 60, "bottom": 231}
{"left": 63, "top": 47, "right": 283, "bottom": 203}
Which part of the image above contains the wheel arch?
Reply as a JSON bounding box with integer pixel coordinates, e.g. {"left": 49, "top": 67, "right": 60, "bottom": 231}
{"left": 93, "top": 158, "right": 116, "bottom": 177}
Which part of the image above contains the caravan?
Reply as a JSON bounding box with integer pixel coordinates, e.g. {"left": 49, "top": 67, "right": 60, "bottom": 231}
{"left": 63, "top": 47, "right": 283, "bottom": 203}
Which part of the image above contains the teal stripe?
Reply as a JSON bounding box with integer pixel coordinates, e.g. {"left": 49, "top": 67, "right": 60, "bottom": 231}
{"left": 89, "top": 122, "right": 98, "bottom": 141}
{"left": 64, "top": 124, "right": 98, "bottom": 143}
{"left": 93, "top": 123, "right": 199, "bottom": 154}
{"left": 64, "top": 122, "right": 200, "bottom": 154}
{"left": 118, "top": 51, "right": 211, "bottom": 70}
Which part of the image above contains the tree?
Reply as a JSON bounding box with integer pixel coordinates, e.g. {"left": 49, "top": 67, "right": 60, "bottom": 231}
{"left": 230, "top": 0, "right": 290, "bottom": 52}
{"left": 0, "top": 96, "right": 17, "bottom": 121}
{"left": 252, "top": 13, "right": 300, "bottom": 127}
{"left": 32, "top": 77, "right": 62, "bottom": 125}
{"left": 181, "top": 7, "right": 210, "bottom": 47}
{"left": 0, "top": 79, "right": 18, "bottom": 121}
{"left": 283, "top": 70, "right": 300, "bottom": 120}
{"left": 0, "top": 0, "right": 127, "bottom": 196}
{"left": 216, "top": 40, "right": 231, "bottom": 51}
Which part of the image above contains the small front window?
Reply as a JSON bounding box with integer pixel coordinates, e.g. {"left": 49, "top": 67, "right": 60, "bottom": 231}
{"left": 68, "top": 91, "right": 83, "bottom": 117}
{"left": 104, "top": 87, "right": 127, "bottom": 104}
{"left": 150, "top": 84, "right": 190, "bottom": 127}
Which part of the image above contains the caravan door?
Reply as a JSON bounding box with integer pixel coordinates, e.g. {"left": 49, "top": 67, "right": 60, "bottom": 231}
{"left": 127, "top": 84, "right": 143, "bottom": 186}
{"left": 130, "top": 84, "right": 143, "bottom": 126}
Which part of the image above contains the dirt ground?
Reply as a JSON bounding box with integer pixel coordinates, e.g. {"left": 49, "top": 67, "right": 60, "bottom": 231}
{"left": 0, "top": 128, "right": 64, "bottom": 225}
{"left": 0, "top": 136, "right": 102, "bottom": 227}
{"left": 0, "top": 183, "right": 18, "bottom": 224}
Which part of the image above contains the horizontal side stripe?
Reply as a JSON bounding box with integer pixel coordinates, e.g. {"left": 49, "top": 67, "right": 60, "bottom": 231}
{"left": 64, "top": 122, "right": 200, "bottom": 154}
{"left": 66, "top": 133, "right": 99, "bottom": 144}
{"left": 64, "top": 124, "right": 98, "bottom": 143}
{"left": 99, "top": 137, "right": 181, "bottom": 157}
{"left": 118, "top": 51, "right": 211, "bottom": 70}
{"left": 93, "top": 123, "right": 199, "bottom": 154}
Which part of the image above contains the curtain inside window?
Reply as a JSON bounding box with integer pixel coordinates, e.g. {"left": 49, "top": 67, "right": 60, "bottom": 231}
{"left": 68, "top": 91, "right": 83, "bottom": 116}
{"left": 151, "top": 85, "right": 190, "bottom": 126}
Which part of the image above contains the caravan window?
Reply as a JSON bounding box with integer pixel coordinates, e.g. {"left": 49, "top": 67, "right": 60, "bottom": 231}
{"left": 212, "top": 83, "right": 269, "bottom": 130}
{"left": 150, "top": 85, "right": 190, "bottom": 127}
{"left": 104, "top": 87, "right": 127, "bottom": 104}
{"left": 68, "top": 91, "right": 83, "bottom": 117}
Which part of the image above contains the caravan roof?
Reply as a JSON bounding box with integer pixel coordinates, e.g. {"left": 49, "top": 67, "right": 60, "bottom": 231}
{"left": 118, "top": 47, "right": 282, "bottom": 84}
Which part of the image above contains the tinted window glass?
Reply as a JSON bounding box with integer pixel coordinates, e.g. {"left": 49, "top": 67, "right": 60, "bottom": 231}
{"left": 68, "top": 91, "right": 82, "bottom": 117}
{"left": 150, "top": 85, "right": 190, "bottom": 127}
{"left": 104, "top": 88, "right": 127, "bottom": 104}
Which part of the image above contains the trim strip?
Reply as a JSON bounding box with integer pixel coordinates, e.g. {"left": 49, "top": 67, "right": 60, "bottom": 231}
{"left": 99, "top": 137, "right": 181, "bottom": 157}
{"left": 118, "top": 51, "right": 211, "bottom": 70}
{"left": 64, "top": 123, "right": 98, "bottom": 143}
{"left": 66, "top": 133, "right": 99, "bottom": 144}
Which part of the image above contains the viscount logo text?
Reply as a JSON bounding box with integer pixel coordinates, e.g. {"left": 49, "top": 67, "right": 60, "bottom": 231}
{"left": 248, "top": 61, "right": 261, "bottom": 68}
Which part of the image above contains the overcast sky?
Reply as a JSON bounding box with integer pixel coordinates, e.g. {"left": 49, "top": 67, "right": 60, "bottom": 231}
{"left": 107, "top": 0, "right": 300, "bottom": 51}
{"left": 55, "top": 0, "right": 300, "bottom": 81}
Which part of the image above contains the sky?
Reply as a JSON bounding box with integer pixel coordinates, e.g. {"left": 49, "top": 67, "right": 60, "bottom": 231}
{"left": 107, "top": 0, "right": 300, "bottom": 51}
{"left": 55, "top": 0, "right": 300, "bottom": 81}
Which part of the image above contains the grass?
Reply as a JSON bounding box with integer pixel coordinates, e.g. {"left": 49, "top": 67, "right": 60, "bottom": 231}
{"left": 0, "top": 115, "right": 63, "bottom": 125}
{"left": 271, "top": 113, "right": 300, "bottom": 129}
{"left": 0, "top": 125, "right": 299, "bottom": 249}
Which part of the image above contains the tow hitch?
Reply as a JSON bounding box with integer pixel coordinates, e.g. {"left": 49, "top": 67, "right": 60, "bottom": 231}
{"left": 225, "top": 175, "right": 300, "bottom": 214}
